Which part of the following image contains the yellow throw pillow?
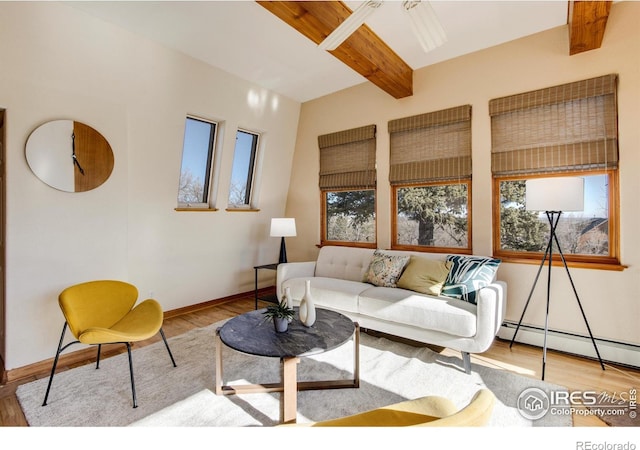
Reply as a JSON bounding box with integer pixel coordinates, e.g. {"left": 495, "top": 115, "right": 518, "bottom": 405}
{"left": 396, "top": 256, "right": 452, "bottom": 296}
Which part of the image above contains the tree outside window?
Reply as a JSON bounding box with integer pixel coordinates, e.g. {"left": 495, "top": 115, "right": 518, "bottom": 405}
{"left": 395, "top": 182, "right": 469, "bottom": 250}
{"left": 324, "top": 190, "right": 375, "bottom": 244}
{"left": 497, "top": 173, "right": 611, "bottom": 258}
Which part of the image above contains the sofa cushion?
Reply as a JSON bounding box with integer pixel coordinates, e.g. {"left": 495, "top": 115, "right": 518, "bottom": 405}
{"left": 365, "top": 250, "right": 410, "bottom": 288}
{"left": 281, "top": 277, "right": 368, "bottom": 314}
{"left": 315, "top": 246, "right": 376, "bottom": 282}
{"left": 358, "top": 286, "right": 477, "bottom": 338}
{"left": 441, "top": 255, "right": 501, "bottom": 305}
{"left": 396, "top": 256, "right": 452, "bottom": 296}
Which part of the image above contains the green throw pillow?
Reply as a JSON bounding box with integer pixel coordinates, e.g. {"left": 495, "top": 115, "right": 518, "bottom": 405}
{"left": 396, "top": 256, "right": 452, "bottom": 296}
{"left": 366, "top": 251, "right": 410, "bottom": 288}
{"left": 441, "top": 255, "right": 501, "bottom": 305}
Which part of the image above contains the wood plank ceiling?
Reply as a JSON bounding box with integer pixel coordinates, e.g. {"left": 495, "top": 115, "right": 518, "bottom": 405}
{"left": 258, "top": 1, "right": 611, "bottom": 100}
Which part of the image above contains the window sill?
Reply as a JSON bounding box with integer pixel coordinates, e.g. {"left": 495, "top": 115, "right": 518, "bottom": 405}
{"left": 174, "top": 207, "right": 218, "bottom": 212}
{"left": 225, "top": 208, "right": 260, "bottom": 212}
{"left": 497, "top": 255, "right": 628, "bottom": 271}
{"left": 318, "top": 241, "right": 377, "bottom": 249}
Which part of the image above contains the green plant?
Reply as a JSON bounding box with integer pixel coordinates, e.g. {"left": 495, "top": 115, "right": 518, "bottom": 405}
{"left": 262, "top": 300, "right": 295, "bottom": 321}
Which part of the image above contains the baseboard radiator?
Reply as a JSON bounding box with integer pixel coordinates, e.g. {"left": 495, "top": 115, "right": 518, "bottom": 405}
{"left": 498, "top": 321, "right": 640, "bottom": 370}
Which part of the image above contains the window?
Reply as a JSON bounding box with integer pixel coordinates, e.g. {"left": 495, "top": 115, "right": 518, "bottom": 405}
{"left": 228, "top": 129, "right": 259, "bottom": 208}
{"left": 389, "top": 105, "right": 472, "bottom": 253}
{"left": 497, "top": 173, "right": 615, "bottom": 259}
{"left": 177, "top": 116, "right": 217, "bottom": 208}
{"left": 319, "top": 125, "right": 376, "bottom": 247}
{"left": 490, "top": 74, "right": 621, "bottom": 268}
{"left": 323, "top": 189, "right": 376, "bottom": 243}
{"left": 394, "top": 181, "right": 470, "bottom": 249}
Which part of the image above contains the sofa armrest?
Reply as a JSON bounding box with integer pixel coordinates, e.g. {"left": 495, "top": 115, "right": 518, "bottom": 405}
{"left": 276, "top": 261, "right": 316, "bottom": 300}
{"left": 472, "top": 280, "right": 507, "bottom": 353}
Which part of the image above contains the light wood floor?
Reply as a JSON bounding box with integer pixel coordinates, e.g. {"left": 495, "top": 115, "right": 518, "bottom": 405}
{"left": 1, "top": 293, "right": 638, "bottom": 427}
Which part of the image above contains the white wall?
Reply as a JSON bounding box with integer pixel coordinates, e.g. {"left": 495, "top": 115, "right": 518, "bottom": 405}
{"left": 286, "top": 2, "right": 640, "bottom": 354}
{"left": 0, "top": 2, "right": 300, "bottom": 369}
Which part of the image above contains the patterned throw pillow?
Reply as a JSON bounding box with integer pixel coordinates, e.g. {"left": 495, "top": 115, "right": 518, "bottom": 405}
{"left": 366, "top": 251, "right": 410, "bottom": 288}
{"left": 441, "top": 255, "right": 501, "bottom": 305}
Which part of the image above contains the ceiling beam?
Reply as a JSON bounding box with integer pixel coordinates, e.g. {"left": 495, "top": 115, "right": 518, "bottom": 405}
{"left": 257, "top": 1, "right": 413, "bottom": 99}
{"left": 568, "top": 1, "right": 611, "bottom": 55}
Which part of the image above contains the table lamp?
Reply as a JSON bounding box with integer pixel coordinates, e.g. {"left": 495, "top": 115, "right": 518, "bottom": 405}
{"left": 270, "top": 218, "right": 296, "bottom": 264}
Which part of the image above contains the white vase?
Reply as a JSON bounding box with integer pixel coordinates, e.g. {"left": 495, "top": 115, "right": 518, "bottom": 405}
{"left": 299, "top": 279, "right": 316, "bottom": 327}
{"left": 283, "top": 287, "right": 293, "bottom": 322}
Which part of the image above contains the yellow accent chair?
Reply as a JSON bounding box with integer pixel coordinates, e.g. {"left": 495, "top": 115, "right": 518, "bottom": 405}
{"left": 298, "top": 389, "right": 495, "bottom": 427}
{"left": 42, "top": 280, "right": 177, "bottom": 408}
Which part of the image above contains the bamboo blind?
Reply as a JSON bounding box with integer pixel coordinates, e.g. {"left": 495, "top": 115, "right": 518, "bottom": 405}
{"left": 489, "top": 74, "right": 618, "bottom": 176}
{"left": 318, "top": 124, "right": 376, "bottom": 190}
{"left": 388, "top": 105, "right": 472, "bottom": 185}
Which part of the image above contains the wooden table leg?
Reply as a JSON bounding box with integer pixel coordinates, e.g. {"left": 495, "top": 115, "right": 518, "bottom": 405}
{"left": 281, "top": 356, "right": 300, "bottom": 424}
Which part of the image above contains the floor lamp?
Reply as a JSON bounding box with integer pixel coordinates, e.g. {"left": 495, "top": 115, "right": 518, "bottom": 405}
{"left": 509, "top": 177, "right": 605, "bottom": 380}
{"left": 270, "top": 218, "right": 296, "bottom": 264}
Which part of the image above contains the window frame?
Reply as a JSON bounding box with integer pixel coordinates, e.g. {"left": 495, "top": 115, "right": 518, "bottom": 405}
{"left": 176, "top": 115, "right": 219, "bottom": 210}
{"left": 320, "top": 188, "right": 377, "bottom": 249}
{"left": 227, "top": 128, "right": 260, "bottom": 209}
{"left": 492, "top": 169, "right": 622, "bottom": 270}
{"left": 391, "top": 179, "right": 472, "bottom": 254}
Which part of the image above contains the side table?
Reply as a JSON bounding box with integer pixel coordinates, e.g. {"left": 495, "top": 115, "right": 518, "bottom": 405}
{"left": 254, "top": 263, "right": 279, "bottom": 309}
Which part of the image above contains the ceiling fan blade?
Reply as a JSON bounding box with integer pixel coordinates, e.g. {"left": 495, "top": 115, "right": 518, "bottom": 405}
{"left": 403, "top": 0, "right": 447, "bottom": 53}
{"left": 318, "top": 1, "right": 383, "bottom": 51}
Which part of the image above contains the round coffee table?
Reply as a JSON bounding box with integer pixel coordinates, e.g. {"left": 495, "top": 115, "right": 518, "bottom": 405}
{"left": 215, "top": 307, "right": 360, "bottom": 424}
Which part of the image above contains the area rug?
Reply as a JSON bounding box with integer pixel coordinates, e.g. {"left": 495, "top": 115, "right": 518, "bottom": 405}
{"left": 16, "top": 320, "right": 572, "bottom": 427}
{"left": 588, "top": 402, "right": 640, "bottom": 427}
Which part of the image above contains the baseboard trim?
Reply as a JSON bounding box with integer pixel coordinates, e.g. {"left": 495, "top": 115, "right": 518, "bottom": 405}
{"left": 499, "top": 321, "right": 640, "bottom": 370}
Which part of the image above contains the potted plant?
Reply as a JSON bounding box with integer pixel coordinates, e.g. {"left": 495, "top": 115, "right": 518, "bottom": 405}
{"left": 262, "top": 300, "right": 295, "bottom": 332}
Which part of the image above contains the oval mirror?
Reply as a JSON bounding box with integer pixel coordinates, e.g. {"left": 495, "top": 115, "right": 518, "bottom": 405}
{"left": 26, "top": 120, "right": 114, "bottom": 192}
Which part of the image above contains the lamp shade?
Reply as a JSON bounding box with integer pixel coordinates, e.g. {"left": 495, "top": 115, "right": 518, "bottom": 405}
{"left": 525, "top": 177, "right": 584, "bottom": 212}
{"left": 270, "top": 218, "right": 297, "bottom": 237}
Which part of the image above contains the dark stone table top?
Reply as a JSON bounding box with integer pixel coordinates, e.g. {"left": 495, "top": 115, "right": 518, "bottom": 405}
{"left": 218, "top": 307, "right": 355, "bottom": 358}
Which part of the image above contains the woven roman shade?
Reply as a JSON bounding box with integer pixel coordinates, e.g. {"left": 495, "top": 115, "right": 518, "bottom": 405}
{"left": 490, "top": 74, "right": 618, "bottom": 176}
{"left": 388, "top": 105, "right": 471, "bottom": 185}
{"left": 318, "top": 124, "right": 376, "bottom": 190}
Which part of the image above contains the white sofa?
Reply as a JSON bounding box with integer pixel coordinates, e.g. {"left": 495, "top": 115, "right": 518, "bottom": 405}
{"left": 276, "top": 246, "right": 507, "bottom": 374}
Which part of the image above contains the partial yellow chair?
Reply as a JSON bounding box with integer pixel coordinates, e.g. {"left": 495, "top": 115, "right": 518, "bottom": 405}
{"left": 298, "top": 389, "right": 495, "bottom": 427}
{"left": 42, "top": 280, "right": 177, "bottom": 408}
